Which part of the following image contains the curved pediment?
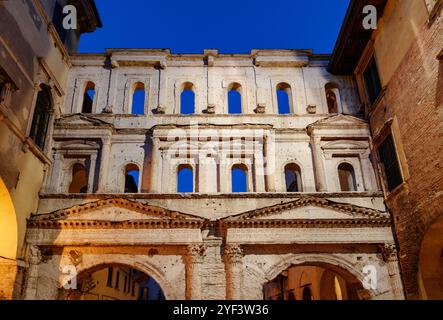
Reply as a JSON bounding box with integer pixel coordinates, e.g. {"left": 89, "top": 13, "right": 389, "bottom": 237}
{"left": 222, "top": 197, "right": 389, "bottom": 225}
{"left": 29, "top": 198, "right": 206, "bottom": 224}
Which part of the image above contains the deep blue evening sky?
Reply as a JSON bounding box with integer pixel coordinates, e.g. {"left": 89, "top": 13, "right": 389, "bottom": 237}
{"left": 78, "top": 0, "right": 350, "bottom": 54}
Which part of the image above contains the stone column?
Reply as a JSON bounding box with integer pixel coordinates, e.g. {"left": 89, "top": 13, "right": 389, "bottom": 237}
{"left": 224, "top": 244, "right": 244, "bottom": 300}
{"left": 157, "top": 68, "right": 168, "bottom": 113}
{"left": 47, "top": 152, "right": 63, "bottom": 193}
{"left": 97, "top": 137, "right": 111, "bottom": 193}
{"left": 43, "top": 108, "right": 56, "bottom": 156}
{"left": 360, "top": 151, "right": 377, "bottom": 191}
{"left": 186, "top": 244, "right": 205, "bottom": 300}
{"left": 87, "top": 152, "right": 97, "bottom": 193}
{"left": 254, "top": 150, "right": 266, "bottom": 192}
{"left": 263, "top": 133, "right": 276, "bottom": 192}
{"left": 24, "top": 245, "right": 42, "bottom": 300}
{"left": 205, "top": 156, "right": 218, "bottom": 193}
{"left": 309, "top": 133, "right": 327, "bottom": 192}
{"left": 149, "top": 136, "right": 161, "bottom": 193}
{"left": 380, "top": 243, "right": 405, "bottom": 300}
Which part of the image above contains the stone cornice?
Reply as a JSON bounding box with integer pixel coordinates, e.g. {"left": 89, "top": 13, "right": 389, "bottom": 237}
{"left": 38, "top": 192, "right": 386, "bottom": 200}
{"left": 222, "top": 218, "right": 390, "bottom": 228}
{"left": 27, "top": 219, "right": 205, "bottom": 229}
{"left": 223, "top": 197, "right": 389, "bottom": 221}
{"left": 28, "top": 196, "right": 391, "bottom": 231}
{"left": 30, "top": 197, "right": 206, "bottom": 222}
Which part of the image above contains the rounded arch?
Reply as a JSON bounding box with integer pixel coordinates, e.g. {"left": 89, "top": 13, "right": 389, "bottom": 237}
{"left": 231, "top": 163, "right": 249, "bottom": 193}
{"left": 68, "top": 163, "right": 87, "bottom": 194}
{"left": 130, "top": 82, "right": 146, "bottom": 115}
{"left": 65, "top": 256, "right": 177, "bottom": 300}
{"left": 123, "top": 163, "right": 141, "bottom": 193}
{"left": 283, "top": 162, "right": 303, "bottom": 192}
{"left": 0, "top": 177, "right": 18, "bottom": 259}
{"left": 325, "top": 82, "right": 341, "bottom": 114}
{"left": 418, "top": 213, "right": 443, "bottom": 299}
{"left": 177, "top": 163, "right": 195, "bottom": 193}
{"left": 81, "top": 81, "right": 96, "bottom": 113}
{"left": 276, "top": 82, "right": 293, "bottom": 114}
{"left": 181, "top": 81, "right": 195, "bottom": 92}
{"left": 337, "top": 161, "right": 357, "bottom": 192}
{"left": 180, "top": 82, "right": 195, "bottom": 115}
{"left": 227, "top": 82, "right": 243, "bottom": 114}
{"left": 263, "top": 254, "right": 376, "bottom": 299}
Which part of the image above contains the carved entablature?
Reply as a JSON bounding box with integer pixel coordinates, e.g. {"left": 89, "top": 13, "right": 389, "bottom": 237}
{"left": 27, "top": 198, "right": 207, "bottom": 230}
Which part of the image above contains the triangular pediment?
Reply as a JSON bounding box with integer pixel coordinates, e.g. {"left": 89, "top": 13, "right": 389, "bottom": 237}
{"left": 311, "top": 115, "right": 368, "bottom": 127}
{"left": 30, "top": 198, "right": 206, "bottom": 223}
{"left": 223, "top": 197, "right": 389, "bottom": 223}
{"left": 56, "top": 114, "right": 113, "bottom": 127}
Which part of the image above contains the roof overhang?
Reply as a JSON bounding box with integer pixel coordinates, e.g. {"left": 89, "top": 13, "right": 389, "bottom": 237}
{"left": 327, "top": 0, "right": 387, "bottom": 75}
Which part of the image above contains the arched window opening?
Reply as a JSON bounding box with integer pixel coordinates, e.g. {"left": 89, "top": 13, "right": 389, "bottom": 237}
{"left": 302, "top": 287, "right": 312, "bottom": 301}
{"left": 124, "top": 164, "right": 140, "bottom": 193}
{"left": 277, "top": 82, "right": 292, "bottom": 114}
{"left": 177, "top": 164, "right": 193, "bottom": 193}
{"left": 338, "top": 163, "right": 357, "bottom": 192}
{"left": 68, "top": 163, "right": 88, "bottom": 193}
{"left": 284, "top": 163, "right": 302, "bottom": 192}
{"left": 131, "top": 82, "right": 145, "bottom": 115}
{"left": 30, "top": 84, "right": 52, "bottom": 150}
{"left": 325, "top": 83, "right": 339, "bottom": 113}
{"left": 82, "top": 81, "right": 95, "bottom": 113}
{"left": 180, "top": 82, "right": 195, "bottom": 114}
{"left": 231, "top": 164, "right": 248, "bottom": 193}
{"left": 228, "top": 83, "right": 242, "bottom": 114}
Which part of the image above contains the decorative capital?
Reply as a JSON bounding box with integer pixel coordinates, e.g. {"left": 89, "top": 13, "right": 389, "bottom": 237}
{"left": 379, "top": 243, "right": 397, "bottom": 262}
{"left": 224, "top": 244, "right": 244, "bottom": 262}
{"left": 187, "top": 244, "right": 206, "bottom": 261}
{"left": 29, "top": 245, "right": 42, "bottom": 265}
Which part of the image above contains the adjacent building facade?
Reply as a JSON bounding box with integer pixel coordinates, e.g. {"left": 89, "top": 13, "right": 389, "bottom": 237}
{"left": 0, "top": 0, "right": 101, "bottom": 299}
{"left": 329, "top": 0, "right": 443, "bottom": 299}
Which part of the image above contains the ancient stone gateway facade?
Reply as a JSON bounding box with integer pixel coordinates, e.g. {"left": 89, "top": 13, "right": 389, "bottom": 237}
{"left": 24, "top": 49, "right": 404, "bottom": 300}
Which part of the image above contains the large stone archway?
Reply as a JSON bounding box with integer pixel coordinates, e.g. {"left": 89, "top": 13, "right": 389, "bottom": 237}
{"left": 418, "top": 214, "right": 443, "bottom": 299}
{"left": 241, "top": 252, "right": 403, "bottom": 300}
{"left": 0, "top": 176, "right": 18, "bottom": 299}
{"left": 262, "top": 255, "right": 373, "bottom": 300}
{"left": 62, "top": 254, "right": 177, "bottom": 300}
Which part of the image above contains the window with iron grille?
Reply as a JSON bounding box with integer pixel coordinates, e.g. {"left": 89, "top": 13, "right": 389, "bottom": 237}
{"left": 363, "top": 56, "right": 382, "bottom": 106}
{"left": 378, "top": 134, "right": 403, "bottom": 192}
{"left": 29, "top": 84, "right": 52, "bottom": 150}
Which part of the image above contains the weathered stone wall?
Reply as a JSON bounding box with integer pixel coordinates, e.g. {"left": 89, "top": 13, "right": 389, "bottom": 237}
{"left": 21, "top": 49, "right": 405, "bottom": 300}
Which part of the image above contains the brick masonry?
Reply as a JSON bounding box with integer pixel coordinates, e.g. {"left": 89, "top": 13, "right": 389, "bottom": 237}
{"left": 369, "top": 10, "right": 443, "bottom": 298}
